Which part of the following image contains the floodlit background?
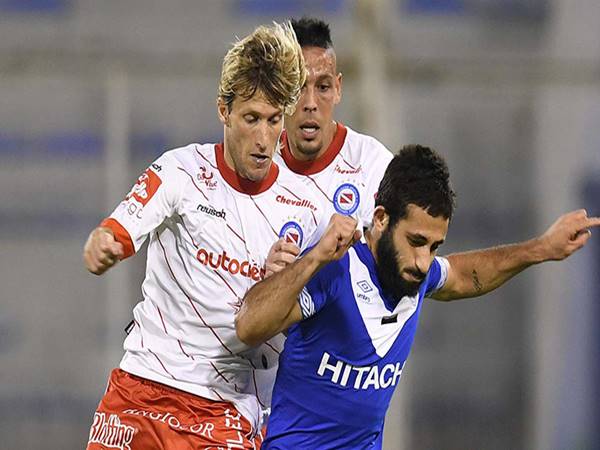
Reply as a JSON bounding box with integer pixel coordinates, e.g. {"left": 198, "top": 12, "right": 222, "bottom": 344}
{"left": 1, "top": 1, "right": 599, "bottom": 449}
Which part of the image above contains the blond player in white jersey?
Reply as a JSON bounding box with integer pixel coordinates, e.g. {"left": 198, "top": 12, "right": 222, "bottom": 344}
{"left": 267, "top": 18, "right": 393, "bottom": 274}
{"left": 82, "top": 22, "right": 318, "bottom": 449}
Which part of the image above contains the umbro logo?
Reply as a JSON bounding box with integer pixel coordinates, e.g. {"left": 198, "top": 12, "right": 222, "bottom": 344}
{"left": 357, "top": 280, "right": 373, "bottom": 293}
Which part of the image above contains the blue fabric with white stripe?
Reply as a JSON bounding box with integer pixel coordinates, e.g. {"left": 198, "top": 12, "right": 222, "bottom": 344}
{"left": 263, "top": 240, "right": 447, "bottom": 449}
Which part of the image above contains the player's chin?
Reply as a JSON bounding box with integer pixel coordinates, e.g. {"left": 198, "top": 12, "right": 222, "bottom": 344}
{"left": 297, "top": 140, "right": 322, "bottom": 157}
{"left": 245, "top": 164, "right": 271, "bottom": 182}
{"left": 400, "top": 274, "right": 423, "bottom": 292}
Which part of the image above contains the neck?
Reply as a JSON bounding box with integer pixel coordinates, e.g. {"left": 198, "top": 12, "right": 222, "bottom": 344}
{"left": 222, "top": 130, "right": 237, "bottom": 172}
{"left": 364, "top": 228, "right": 378, "bottom": 264}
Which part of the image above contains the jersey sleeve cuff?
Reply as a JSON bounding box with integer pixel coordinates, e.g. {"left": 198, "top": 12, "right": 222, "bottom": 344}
{"left": 433, "top": 256, "right": 450, "bottom": 292}
{"left": 100, "top": 218, "right": 135, "bottom": 259}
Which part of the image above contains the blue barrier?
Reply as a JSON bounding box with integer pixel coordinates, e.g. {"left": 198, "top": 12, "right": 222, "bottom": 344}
{"left": 0, "top": 132, "right": 168, "bottom": 160}
{"left": 0, "top": 0, "right": 70, "bottom": 13}
{"left": 235, "top": 0, "right": 343, "bottom": 15}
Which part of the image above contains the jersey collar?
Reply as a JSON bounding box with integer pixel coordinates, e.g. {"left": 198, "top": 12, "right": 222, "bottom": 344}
{"left": 214, "top": 143, "right": 279, "bottom": 195}
{"left": 280, "top": 122, "right": 348, "bottom": 175}
{"left": 354, "top": 237, "right": 429, "bottom": 312}
{"left": 353, "top": 238, "right": 404, "bottom": 312}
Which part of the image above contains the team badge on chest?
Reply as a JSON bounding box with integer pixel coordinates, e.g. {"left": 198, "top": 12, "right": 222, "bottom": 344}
{"left": 279, "top": 221, "right": 304, "bottom": 247}
{"left": 333, "top": 183, "right": 360, "bottom": 215}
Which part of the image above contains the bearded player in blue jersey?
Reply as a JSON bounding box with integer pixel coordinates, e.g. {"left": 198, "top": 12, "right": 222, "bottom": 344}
{"left": 236, "top": 145, "right": 600, "bottom": 449}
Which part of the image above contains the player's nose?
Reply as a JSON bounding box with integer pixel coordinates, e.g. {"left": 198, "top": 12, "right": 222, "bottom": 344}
{"left": 414, "top": 252, "right": 430, "bottom": 278}
{"left": 302, "top": 86, "right": 317, "bottom": 112}
{"left": 255, "top": 123, "right": 269, "bottom": 151}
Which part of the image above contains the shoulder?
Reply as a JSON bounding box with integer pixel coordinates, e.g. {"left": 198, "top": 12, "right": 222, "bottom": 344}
{"left": 424, "top": 256, "right": 450, "bottom": 295}
{"left": 155, "top": 143, "right": 218, "bottom": 184}
{"left": 304, "top": 247, "right": 349, "bottom": 285}
{"left": 163, "top": 143, "right": 216, "bottom": 170}
{"left": 146, "top": 144, "right": 217, "bottom": 198}
{"left": 344, "top": 126, "right": 392, "bottom": 159}
{"left": 337, "top": 126, "right": 393, "bottom": 177}
{"left": 299, "top": 251, "right": 350, "bottom": 318}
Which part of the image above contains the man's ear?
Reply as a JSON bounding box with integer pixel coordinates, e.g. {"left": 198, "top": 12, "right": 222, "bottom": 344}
{"left": 217, "top": 98, "right": 230, "bottom": 126}
{"left": 372, "top": 206, "right": 389, "bottom": 232}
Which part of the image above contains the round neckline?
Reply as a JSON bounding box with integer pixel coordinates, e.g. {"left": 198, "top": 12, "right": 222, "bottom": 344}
{"left": 280, "top": 122, "right": 347, "bottom": 175}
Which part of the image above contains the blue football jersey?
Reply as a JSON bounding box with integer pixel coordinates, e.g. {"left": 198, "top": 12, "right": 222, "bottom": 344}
{"left": 263, "top": 239, "right": 448, "bottom": 450}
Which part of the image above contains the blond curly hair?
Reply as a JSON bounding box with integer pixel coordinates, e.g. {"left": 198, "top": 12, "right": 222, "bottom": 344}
{"left": 218, "top": 21, "right": 306, "bottom": 115}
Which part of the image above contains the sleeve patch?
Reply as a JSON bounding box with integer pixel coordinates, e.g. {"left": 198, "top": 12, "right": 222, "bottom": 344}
{"left": 125, "top": 167, "right": 163, "bottom": 206}
{"left": 298, "top": 287, "right": 315, "bottom": 320}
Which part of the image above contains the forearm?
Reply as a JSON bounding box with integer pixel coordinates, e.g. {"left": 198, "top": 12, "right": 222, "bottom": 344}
{"left": 236, "top": 250, "right": 324, "bottom": 346}
{"left": 433, "top": 238, "right": 547, "bottom": 301}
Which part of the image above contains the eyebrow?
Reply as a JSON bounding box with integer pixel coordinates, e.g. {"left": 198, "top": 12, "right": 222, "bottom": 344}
{"left": 313, "top": 74, "right": 335, "bottom": 83}
{"left": 407, "top": 232, "right": 444, "bottom": 246}
{"left": 242, "top": 110, "right": 283, "bottom": 118}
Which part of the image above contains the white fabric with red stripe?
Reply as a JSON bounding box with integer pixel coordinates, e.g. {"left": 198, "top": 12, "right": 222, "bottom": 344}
{"left": 102, "top": 142, "right": 322, "bottom": 433}
{"left": 274, "top": 123, "right": 393, "bottom": 236}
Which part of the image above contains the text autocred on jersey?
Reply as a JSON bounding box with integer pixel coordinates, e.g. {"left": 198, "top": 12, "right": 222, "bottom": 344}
{"left": 196, "top": 248, "right": 265, "bottom": 281}
{"left": 317, "top": 352, "right": 403, "bottom": 390}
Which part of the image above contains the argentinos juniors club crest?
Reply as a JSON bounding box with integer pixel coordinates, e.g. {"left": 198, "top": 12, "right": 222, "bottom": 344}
{"left": 333, "top": 183, "right": 360, "bottom": 215}
{"left": 279, "top": 221, "right": 304, "bottom": 247}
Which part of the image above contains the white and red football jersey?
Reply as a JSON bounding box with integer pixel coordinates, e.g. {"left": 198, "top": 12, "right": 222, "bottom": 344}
{"left": 274, "top": 123, "right": 393, "bottom": 234}
{"left": 100, "top": 143, "right": 322, "bottom": 432}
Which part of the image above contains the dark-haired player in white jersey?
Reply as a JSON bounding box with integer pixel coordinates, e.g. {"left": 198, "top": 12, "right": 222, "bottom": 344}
{"left": 267, "top": 17, "right": 393, "bottom": 275}
{"left": 237, "top": 145, "right": 600, "bottom": 449}
{"left": 82, "top": 22, "right": 321, "bottom": 449}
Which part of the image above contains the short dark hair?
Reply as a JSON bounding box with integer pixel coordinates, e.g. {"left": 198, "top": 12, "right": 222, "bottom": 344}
{"left": 290, "top": 17, "right": 333, "bottom": 49}
{"left": 376, "top": 145, "right": 456, "bottom": 226}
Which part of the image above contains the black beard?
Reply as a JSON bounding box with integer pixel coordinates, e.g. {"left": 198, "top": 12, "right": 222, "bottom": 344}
{"left": 375, "top": 229, "right": 423, "bottom": 302}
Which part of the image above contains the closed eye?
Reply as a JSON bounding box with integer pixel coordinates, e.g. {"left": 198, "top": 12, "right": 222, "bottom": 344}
{"left": 408, "top": 237, "right": 427, "bottom": 247}
{"left": 269, "top": 114, "right": 282, "bottom": 125}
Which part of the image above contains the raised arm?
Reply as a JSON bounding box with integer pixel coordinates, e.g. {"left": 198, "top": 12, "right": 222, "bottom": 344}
{"left": 432, "top": 209, "right": 600, "bottom": 301}
{"left": 235, "top": 214, "right": 360, "bottom": 347}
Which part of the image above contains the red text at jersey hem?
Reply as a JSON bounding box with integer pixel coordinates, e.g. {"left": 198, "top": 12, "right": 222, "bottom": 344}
{"left": 280, "top": 122, "right": 348, "bottom": 175}
{"left": 215, "top": 143, "right": 279, "bottom": 195}
{"left": 100, "top": 218, "right": 135, "bottom": 259}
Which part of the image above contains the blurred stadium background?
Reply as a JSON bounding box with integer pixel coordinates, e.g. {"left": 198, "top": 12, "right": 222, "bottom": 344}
{"left": 1, "top": 1, "right": 599, "bottom": 449}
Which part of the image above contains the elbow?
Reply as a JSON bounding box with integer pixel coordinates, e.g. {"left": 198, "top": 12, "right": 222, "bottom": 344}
{"left": 234, "top": 313, "right": 262, "bottom": 348}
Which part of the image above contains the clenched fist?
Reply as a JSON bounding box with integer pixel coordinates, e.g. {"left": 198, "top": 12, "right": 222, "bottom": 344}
{"left": 265, "top": 238, "right": 301, "bottom": 278}
{"left": 83, "top": 227, "right": 124, "bottom": 275}
{"left": 312, "top": 214, "right": 362, "bottom": 264}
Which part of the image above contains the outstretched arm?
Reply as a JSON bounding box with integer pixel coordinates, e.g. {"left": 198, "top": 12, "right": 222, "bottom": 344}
{"left": 235, "top": 214, "right": 360, "bottom": 347}
{"left": 432, "top": 209, "right": 600, "bottom": 301}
